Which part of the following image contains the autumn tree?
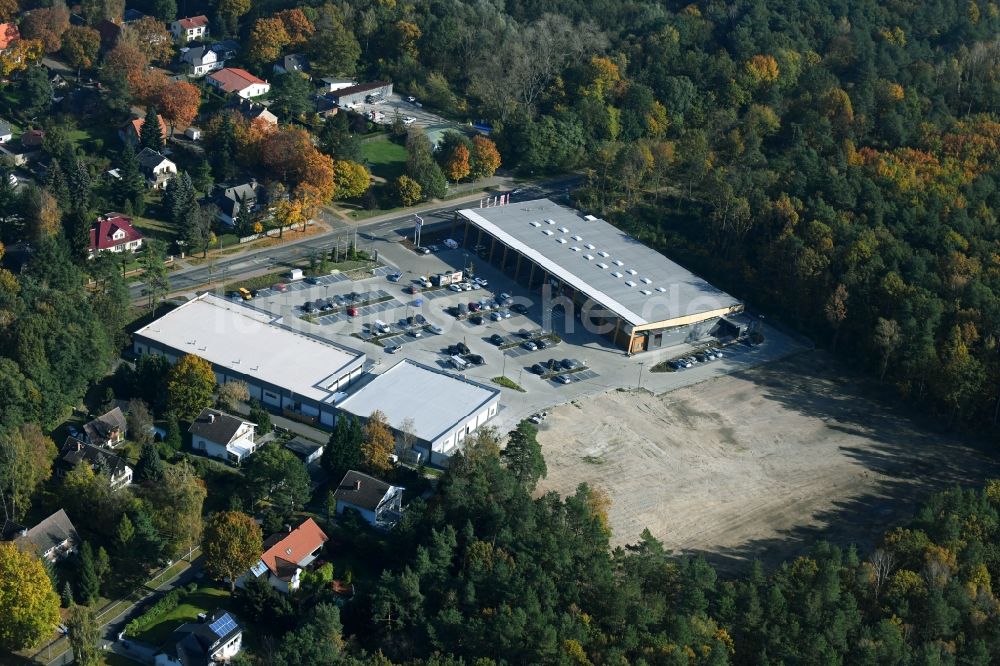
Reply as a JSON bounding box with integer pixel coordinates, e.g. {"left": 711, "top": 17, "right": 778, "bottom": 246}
{"left": 119, "top": 16, "right": 174, "bottom": 64}
{"left": 332, "top": 160, "right": 370, "bottom": 199}
{"left": 60, "top": 26, "right": 101, "bottom": 75}
{"left": 362, "top": 410, "right": 395, "bottom": 474}
{"left": 157, "top": 80, "right": 200, "bottom": 135}
{"left": 0, "top": 38, "right": 44, "bottom": 77}
{"left": 217, "top": 380, "right": 249, "bottom": 412}
{"left": 20, "top": 6, "right": 70, "bottom": 53}
{"left": 80, "top": 0, "right": 124, "bottom": 25}
{"left": 394, "top": 175, "right": 422, "bottom": 206}
{"left": 143, "top": 462, "right": 206, "bottom": 561}
{"left": 203, "top": 511, "right": 263, "bottom": 591}
{"left": 444, "top": 144, "right": 471, "bottom": 182}
{"left": 0, "top": 0, "right": 16, "bottom": 22}
{"left": 0, "top": 542, "right": 60, "bottom": 650}
{"left": 824, "top": 284, "right": 848, "bottom": 352}
{"left": 275, "top": 8, "right": 314, "bottom": 45}
{"left": 166, "top": 354, "right": 216, "bottom": 421}
{"left": 247, "top": 17, "right": 289, "bottom": 65}
{"left": 470, "top": 136, "right": 502, "bottom": 179}
{"left": 22, "top": 186, "right": 61, "bottom": 244}
{"left": 874, "top": 317, "right": 902, "bottom": 382}
{"left": 0, "top": 423, "right": 57, "bottom": 523}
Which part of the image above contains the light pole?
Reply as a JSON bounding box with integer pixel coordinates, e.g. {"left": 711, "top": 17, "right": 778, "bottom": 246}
{"left": 637, "top": 362, "right": 644, "bottom": 390}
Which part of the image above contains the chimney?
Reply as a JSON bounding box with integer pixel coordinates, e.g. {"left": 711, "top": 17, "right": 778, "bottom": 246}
{"left": 354, "top": 480, "right": 361, "bottom": 491}
{"left": 208, "top": 413, "right": 215, "bottom": 423}
{"left": 285, "top": 524, "right": 292, "bottom": 533}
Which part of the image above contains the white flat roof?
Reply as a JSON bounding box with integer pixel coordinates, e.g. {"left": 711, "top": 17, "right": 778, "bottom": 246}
{"left": 134, "top": 294, "right": 365, "bottom": 404}
{"left": 459, "top": 199, "right": 741, "bottom": 326}
{"left": 337, "top": 359, "right": 499, "bottom": 443}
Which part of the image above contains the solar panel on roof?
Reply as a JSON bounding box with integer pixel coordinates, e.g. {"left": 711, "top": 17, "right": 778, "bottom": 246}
{"left": 209, "top": 613, "right": 237, "bottom": 638}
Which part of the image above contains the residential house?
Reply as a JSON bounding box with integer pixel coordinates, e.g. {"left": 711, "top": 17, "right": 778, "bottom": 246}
{"left": 0, "top": 22, "right": 19, "bottom": 52}
{"left": 136, "top": 148, "right": 177, "bottom": 189}
{"left": 154, "top": 610, "right": 243, "bottom": 666}
{"left": 123, "top": 8, "right": 145, "bottom": 23}
{"left": 188, "top": 408, "right": 257, "bottom": 464}
{"left": 2, "top": 509, "right": 80, "bottom": 563}
{"left": 233, "top": 98, "right": 277, "bottom": 125}
{"left": 58, "top": 437, "right": 133, "bottom": 491}
{"left": 83, "top": 405, "right": 128, "bottom": 446}
{"left": 283, "top": 437, "right": 324, "bottom": 465}
{"left": 121, "top": 115, "right": 168, "bottom": 148}
{"left": 21, "top": 129, "right": 44, "bottom": 147}
{"left": 0, "top": 119, "right": 11, "bottom": 143}
{"left": 206, "top": 68, "right": 270, "bottom": 99}
{"left": 332, "top": 470, "right": 404, "bottom": 530}
{"left": 273, "top": 54, "right": 309, "bottom": 75}
{"left": 180, "top": 45, "right": 223, "bottom": 77}
{"left": 95, "top": 19, "right": 122, "bottom": 49}
{"left": 329, "top": 82, "right": 393, "bottom": 108}
{"left": 315, "top": 96, "right": 339, "bottom": 120}
{"left": 215, "top": 180, "right": 260, "bottom": 227}
{"left": 89, "top": 214, "right": 144, "bottom": 258}
{"left": 238, "top": 518, "right": 328, "bottom": 593}
{"left": 170, "top": 16, "right": 209, "bottom": 43}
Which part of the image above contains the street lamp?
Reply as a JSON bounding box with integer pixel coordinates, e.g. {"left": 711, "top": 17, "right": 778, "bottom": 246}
{"left": 638, "top": 362, "right": 644, "bottom": 390}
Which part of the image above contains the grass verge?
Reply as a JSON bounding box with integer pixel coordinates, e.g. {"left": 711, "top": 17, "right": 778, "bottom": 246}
{"left": 492, "top": 376, "right": 526, "bottom": 392}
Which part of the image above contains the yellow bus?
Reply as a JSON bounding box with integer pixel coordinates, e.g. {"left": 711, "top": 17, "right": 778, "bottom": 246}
{"left": 238, "top": 287, "right": 252, "bottom": 300}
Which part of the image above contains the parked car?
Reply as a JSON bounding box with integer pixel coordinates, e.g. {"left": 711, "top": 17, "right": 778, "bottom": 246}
{"left": 470, "top": 314, "right": 484, "bottom": 325}
{"left": 475, "top": 277, "right": 489, "bottom": 287}
{"left": 468, "top": 354, "right": 485, "bottom": 365}
{"left": 490, "top": 334, "right": 504, "bottom": 345}
{"left": 536, "top": 338, "right": 550, "bottom": 349}
{"left": 711, "top": 347, "right": 724, "bottom": 358}
{"left": 500, "top": 310, "right": 511, "bottom": 319}
{"left": 449, "top": 283, "right": 463, "bottom": 292}
{"left": 523, "top": 341, "right": 538, "bottom": 351}
{"left": 415, "top": 246, "right": 430, "bottom": 255}
{"left": 409, "top": 329, "right": 422, "bottom": 337}
{"left": 385, "top": 344, "right": 401, "bottom": 354}
{"left": 530, "top": 363, "right": 546, "bottom": 374}
{"left": 560, "top": 358, "right": 578, "bottom": 370}
{"left": 403, "top": 116, "right": 416, "bottom": 125}
{"left": 407, "top": 285, "right": 421, "bottom": 294}
{"left": 305, "top": 276, "right": 321, "bottom": 285}
{"left": 519, "top": 328, "right": 533, "bottom": 338}
{"left": 347, "top": 307, "right": 359, "bottom": 316}
{"left": 457, "top": 342, "right": 471, "bottom": 355}
{"left": 499, "top": 292, "right": 511, "bottom": 302}
{"left": 407, "top": 95, "right": 416, "bottom": 103}
{"left": 469, "top": 302, "right": 482, "bottom": 312}
{"left": 463, "top": 282, "right": 475, "bottom": 291}
{"left": 428, "top": 324, "right": 443, "bottom": 334}
{"left": 511, "top": 303, "right": 528, "bottom": 315}
{"left": 387, "top": 272, "right": 402, "bottom": 282}
{"left": 490, "top": 311, "right": 503, "bottom": 321}
{"left": 555, "top": 374, "right": 573, "bottom": 384}
{"left": 273, "top": 283, "right": 288, "bottom": 292}
{"left": 414, "top": 314, "right": 427, "bottom": 324}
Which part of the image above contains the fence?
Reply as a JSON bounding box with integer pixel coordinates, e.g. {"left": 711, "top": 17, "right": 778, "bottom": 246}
{"left": 239, "top": 220, "right": 315, "bottom": 244}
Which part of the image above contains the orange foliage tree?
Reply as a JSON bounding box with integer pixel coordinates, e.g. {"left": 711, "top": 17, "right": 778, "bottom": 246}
{"left": 275, "top": 8, "right": 314, "bottom": 45}
{"left": 0, "top": 39, "right": 43, "bottom": 77}
{"left": 20, "top": 6, "right": 70, "bottom": 53}
{"left": 745, "top": 54, "right": 780, "bottom": 86}
{"left": 247, "top": 17, "right": 289, "bottom": 65}
{"left": 0, "top": 0, "right": 17, "bottom": 22}
{"left": 157, "top": 81, "right": 201, "bottom": 134}
{"left": 444, "top": 144, "right": 471, "bottom": 182}
{"left": 470, "top": 135, "right": 501, "bottom": 179}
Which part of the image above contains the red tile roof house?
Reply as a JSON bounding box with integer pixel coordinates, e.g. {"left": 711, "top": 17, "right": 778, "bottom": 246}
{"left": 89, "top": 213, "right": 144, "bottom": 258}
{"left": 120, "top": 114, "right": 168, "bottom": 147}
{"left": 170, "top": 15, "right": 209, "bottom": 42}
{"left": 0, "top": 22, "right": 20, "bottom": 51}
{"left": 236, "top": 518, "right": 328, "bottom": 594}
{"left": 207, "top": 68, "right": 271, "bottom": 99}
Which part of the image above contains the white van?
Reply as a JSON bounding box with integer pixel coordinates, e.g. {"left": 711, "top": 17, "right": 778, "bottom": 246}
{"left": 450, "top": 355, "right": 469, "bottom": 370}
{"left": 289, "top": 268, "right": 304, "bottom": 281}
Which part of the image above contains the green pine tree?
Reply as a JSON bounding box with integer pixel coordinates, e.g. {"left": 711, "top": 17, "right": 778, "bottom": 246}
{"left": 117, "top": 144, "right": 147, "bottom": 215}
{"left": 139, "top": 106, "right": 165, "bottom": 153}
{"left": 76, "top": 542, "right": 100, "bottom": 605}
{"left": 135, "top": 442, "right": 165, "bottom": 482}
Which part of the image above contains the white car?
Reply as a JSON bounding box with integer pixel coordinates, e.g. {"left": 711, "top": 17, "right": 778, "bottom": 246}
{"left": 463, "top": 283, "right": 474, "bottom": 291}
{"left": 490, "top": 311, "right": 503, "bottom": 321}
{"left": 406, "top": 96, "right": 416, "bottom": 103}
{"left": 449, "top": 283, "right": 463, "bottom": 292}
{"left": 403, "top": 116, "right": 416, "bottom": 125}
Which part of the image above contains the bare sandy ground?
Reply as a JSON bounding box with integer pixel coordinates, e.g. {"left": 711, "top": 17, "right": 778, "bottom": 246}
{"left": 535, "top": 353, "right": 1000, "bottom": 572}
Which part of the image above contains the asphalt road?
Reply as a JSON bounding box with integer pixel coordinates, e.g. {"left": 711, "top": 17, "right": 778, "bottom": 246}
{"left": 129, "top": 176, "right": 581, "bottom": 302}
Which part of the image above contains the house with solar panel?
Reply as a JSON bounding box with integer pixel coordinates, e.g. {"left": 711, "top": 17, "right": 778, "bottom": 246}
{"left": 154, "top": 609, "right": 242, "bottom": 666}
{"left": 237, "top": 518, "right": 328, "bottom": 594}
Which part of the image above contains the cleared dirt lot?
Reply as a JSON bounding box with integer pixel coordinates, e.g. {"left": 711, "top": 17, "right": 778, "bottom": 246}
{"left": 536, "top": 352, "right": 1000, "bottom": 572}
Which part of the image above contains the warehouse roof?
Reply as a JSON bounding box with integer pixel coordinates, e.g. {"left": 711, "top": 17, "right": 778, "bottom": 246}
{"left": 134, "top": 294, "right": 364, "bottom": 404}
{"left": 337, "top": 359, "right": 499, "bottom": 443}
{"left": 459, "top": 200, "right": 741, "bottom": 327}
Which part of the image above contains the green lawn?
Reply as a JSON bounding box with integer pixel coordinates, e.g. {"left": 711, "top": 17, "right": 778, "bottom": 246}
{"left": 130, "top": 215, "right": 179, "bottom": 244}
{"left": 360, "top": 136, "right": 408, "bottom": 181}
{"left": 135, "top": 585, "right": 232, "bottom": 646}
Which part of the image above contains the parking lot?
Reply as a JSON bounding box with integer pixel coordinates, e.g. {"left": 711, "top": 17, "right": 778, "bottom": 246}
{"left": 350, "top": 93, "right": 468, "bottom": 144}
{"left": 233, "top": 233, "right": 809, "bottom": 434}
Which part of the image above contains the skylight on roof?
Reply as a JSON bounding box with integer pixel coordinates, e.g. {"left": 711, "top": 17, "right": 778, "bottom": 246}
{"left": 611, "top": 271, "right": 623, "bottom": 278}
{"left": 559, "top": 227, "right": 569, "bottom": 233}
{"left": 656, "top": 286, "right": 667, "bottom": 292}
{"left": 584, "top": 254, "right": 594, "bottom": 260}
{"left": 542, "top": 229, "right": 554, "bottom": 235}
{"left": 625, "top": 280, "right": 636, "bottom": 287}
{"left": 627, "top": 268, "right": 637, "bottom": 275}
{"left": 598, "top": 251, "right": 610, "bottom": 258}
{"left": 641, "top": 277, "right": 652, "bottom": 284}
{"left": 545, "top": 218, "right": 556, "bottom": 224}
{"left": 640, "top": 289, "right": 652, "bottom": 295}
{"left": 572, "top": 235, "right": 582, "bottom": 241}
{"left": 529, "top": 221, "right": 541, "bottom": 227}
{"left": 556, "top": 238, "right": 567, "bottom": 243}
{"left": 613, "top": 259, "right": 624, "bottom": 266}
{"left": 585, "top": 244, "right": 595, "bottom": 250}
{"left": 570, "top": 246, "right": 581, "bottom": 251}
{"left": 597, "top": 262, "right": 608, "bottom": 269}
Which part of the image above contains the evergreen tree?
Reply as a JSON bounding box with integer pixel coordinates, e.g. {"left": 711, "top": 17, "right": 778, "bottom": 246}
{"left": 501, "top": 420, "right": 547, "bottom": 491}
{"left": 135, "top": 442, "right": 164, "bottom": 482}
{"left": 129, "top": 505, "right": 165, "bottom": 567}
{"left": 19, "top": 66, "right": 52, "bottom": 117}
{"left": 61, "top": 582, "right": 73, "bottom": 608}
{"left": 64, "top": 208, "right": 92, "bottom": 262}
{"left": 248, "top": 400, "right": 271, "bottom": 435}
{"left": 139, "top": 105, "right": 165, "bottom": 153}
{"left": 163, "top": 412, "right": 182, "bottom": 452}
{"left": 76, "top": 542, "right": 99, "bottom": 605}
{"left": 322, "top": 414, "right": 363, "bottom": 480}
{"left": 116, "top": 144, "right": 146, "bottom": 215}
{"left": 45, "top": 159, "right": 71, "bottom": 211}
{"left": 319, "top": 111, "right": 361, "bottom": 162}
{"left": 209, "top": 114, "right": 237, "bottom": 181}
{"left": 192, "top": 160, "right": 213, "bottom": 195}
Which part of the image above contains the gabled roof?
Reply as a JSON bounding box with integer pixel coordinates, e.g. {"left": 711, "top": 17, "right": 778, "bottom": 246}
{"left": 188, "top": 408, "right": 253, "bottom": 446}
{"left": 182, "top": 45, "right": 217, "bottom": 66}
{"left": 159, "top": 609, "right": 242, "bottom": 665}
{"left": 13, "top": 509, "right": 79, "bottom": 556}
{"left": 83, "top": 405, "right": 128, "bottom": 440}
{"left": 175, "top": 15, "right": 209, "bottom": 30}
{"left": 136, "top": 147, "right": 173, "bottom": 171}
{"left": 208, "top": 68, "right": 267, "bottom": 94}
{"left": 233, "top": 99, "right": 277, "bottom": 124}
{"left": 259, "top": 518, "right": 327, "bottom": 579}
{"left": 126, "top": 115, "right": 168, "bottom": 143}
{"left": 332, "top": 470, "right": 398, "bottom": 512}
{"left": 60, "top": 437, "right": 131, "bottom": 479}
{"left": 283, "top": 437, "right": 323, "bottom": 460}
{"left": 90, "top": 214, "right": 143, "bottom": 251}
{"left": 0, "top": 23, "right": 19, "bottom": 50}
{"left": 21, "top": 129, "right": 44, "bottom": 147}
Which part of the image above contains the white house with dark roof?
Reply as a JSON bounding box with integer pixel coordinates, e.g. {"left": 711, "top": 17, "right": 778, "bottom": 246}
{"left": 154, "top": 609, "right": 242, "bottom": 666}
{"left": 83, "top": 405, "right": 127, "bottom": 448}
{"left": 180, "top": 45, "right": 223, "bottom": 76}
{"left": 2, "top": 509, "right": 80, "bottom": 563}
{"left": 332, "top": 470, "right": 404, "bottom": 530}
{"left": 136, "top": 148, "right": 177, "bottom": 190}
{"left": 188, "top": 408, "right": 256, "bottom": 464}
{"left": 58, "top": 438, "right": 132, "bottom": 491}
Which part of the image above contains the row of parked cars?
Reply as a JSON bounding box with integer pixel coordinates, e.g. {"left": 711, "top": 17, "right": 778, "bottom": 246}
{"left": 669, "top": 347, "right": 725, "bottom": 369}
{"left": 530, "top": 358, "right": 583, "bottom": 382}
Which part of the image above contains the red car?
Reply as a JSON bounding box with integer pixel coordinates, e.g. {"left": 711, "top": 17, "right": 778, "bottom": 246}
{"left": 273, "top": 283, "right": 288, "bottom": 292}
{"left": 347, "top": 307, "right": 359, "bottom": 316}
